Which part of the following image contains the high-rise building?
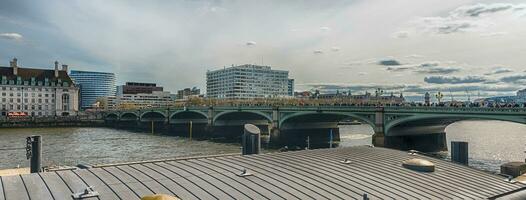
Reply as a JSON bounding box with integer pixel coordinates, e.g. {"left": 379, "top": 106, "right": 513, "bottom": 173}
{"left": 116, "top": 82, "right": 163, "bottom": 95}
{"left": 206, "top": 64, "right": 291, "bottom": 99}
{"left": 176, "top": 87, "right": 200, "bottom": 99}
{"left": 0, "top": 58, "right": 79, "bottom": 117}
{"left": 288, "top": 79, "right": 294, "bottom": 96}
{"left": 70, "top": 70, "right": 115, "bottom": 109}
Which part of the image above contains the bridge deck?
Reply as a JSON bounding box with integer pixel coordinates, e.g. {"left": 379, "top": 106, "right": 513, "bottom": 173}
{"left": 1, "top": 147, "right": 524, "bottom": 199}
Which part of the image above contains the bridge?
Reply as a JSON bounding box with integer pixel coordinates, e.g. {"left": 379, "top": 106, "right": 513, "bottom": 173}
{"left": 104, "top": 106, "right": 526, "bottom": 151}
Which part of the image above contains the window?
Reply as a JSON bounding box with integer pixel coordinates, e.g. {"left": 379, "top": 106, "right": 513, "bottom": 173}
{"left": 62, "top": 94, "right": 70, "bottom": 110}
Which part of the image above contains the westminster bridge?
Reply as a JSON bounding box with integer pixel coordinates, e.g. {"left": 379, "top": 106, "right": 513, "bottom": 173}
{"left": 103, "top": 106, "right": 526, "bottom": 151}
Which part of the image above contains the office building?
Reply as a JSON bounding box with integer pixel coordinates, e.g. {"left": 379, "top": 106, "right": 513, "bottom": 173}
{"left": 206, "top": 64, "right": 291, "bottom": 99}
{"left": 288, "top": 79, "right": 294, "bottom": 96}
{"left": 0, "top": 58, "right": 79, "bottom": 116}
{"left": 116, "top": 82, "right": 163, "bottom": 95}
{"left": 100, "top": 91, "right": 172, "bottom": 110}
{"left": 70, "top": 70, "right": 115, "bottom": 109}
{"left": 176, "top": 87, "right": 200, "bottom": 99}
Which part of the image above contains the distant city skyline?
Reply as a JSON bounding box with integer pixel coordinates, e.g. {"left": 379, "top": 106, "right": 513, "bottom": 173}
{"left": 1, "top": 0, "right": 525, "bottom": 100}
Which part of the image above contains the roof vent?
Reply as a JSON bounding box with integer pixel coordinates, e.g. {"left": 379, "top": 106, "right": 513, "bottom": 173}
{"left": 402, "top": 158, "right": 435, "bottom": 172}
{"left": 72, "top": 186, "right": 99, "bottom": 199}
{"left": 237, "top": 168, "right": 253, "bottom": 177}
{"left": 341, "top": 159, "right": 352, "bottom": 164}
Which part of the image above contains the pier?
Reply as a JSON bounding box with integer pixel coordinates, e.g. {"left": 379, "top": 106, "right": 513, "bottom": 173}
{"left": 1, "top": 146, "right": 524, "bottom": 199}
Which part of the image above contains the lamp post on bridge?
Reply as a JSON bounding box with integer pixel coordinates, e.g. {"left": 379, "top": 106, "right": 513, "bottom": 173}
{"left": 436, "top": 92, "right": 444, "bottom": 105}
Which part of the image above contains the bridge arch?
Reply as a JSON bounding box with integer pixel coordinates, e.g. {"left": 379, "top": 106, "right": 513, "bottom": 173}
{"left": 279, "top": 111, "right": 375, "bottom": 128}
{"left": 120, "top": 112, "right": 138, "bottom": 120}
{"left": 213, "top": 110, "right": 272, "bottom": 123}
{"left": 385, "top": 113, "right": 526, "bottom": 136}
{"left": 105, "top": 113, "right": 119, "bottom": 120}
{"left": 140, "top": 111, "right": 167, "bottom": 121}
{"left": 170, "top": 110, "right": 208, "bottom": 120}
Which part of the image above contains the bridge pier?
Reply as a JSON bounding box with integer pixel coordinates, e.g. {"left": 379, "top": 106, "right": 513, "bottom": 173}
{"left": 372, "top": 108, "right": 386, "bottom": 148}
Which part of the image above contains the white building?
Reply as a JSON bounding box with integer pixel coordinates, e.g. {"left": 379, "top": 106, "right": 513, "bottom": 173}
{"left": 206, "top": 64, "right": 292, "bottom": 99}
{"left": 101, "top": 91, "right": 173, "bottom": 110}
{"left": 0, "top": 58, "right": 79, "bottom": 117}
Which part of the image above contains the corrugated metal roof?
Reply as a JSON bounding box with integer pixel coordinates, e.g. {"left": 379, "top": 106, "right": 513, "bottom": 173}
{"left": 0, "top": 146, "right": 524, "bottom": 200}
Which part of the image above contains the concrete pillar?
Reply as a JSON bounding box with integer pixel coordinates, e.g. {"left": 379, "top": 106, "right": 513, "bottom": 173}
{"left": 207, "top": 107, "right": 214, "bottom": 126}
{"left": 372, "top": 107, "right": 385, "bottom": 147}
{"left": 270, "top": 108, "right": 280, "bottom": 143}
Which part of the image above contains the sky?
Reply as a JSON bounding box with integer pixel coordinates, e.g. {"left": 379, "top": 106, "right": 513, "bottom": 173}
{"left": 1, "top": 0, "right": 525, "bottom": 101}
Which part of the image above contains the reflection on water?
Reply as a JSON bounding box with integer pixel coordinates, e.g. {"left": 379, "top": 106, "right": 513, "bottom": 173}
{"left": 0, "top": 127, "right": 242, "bottom": 169}
{"left": 0, "top": 120, "right": 524, "bottom": 172}
{"left": 338, "top": 120, "right": 526, "bottom": 173}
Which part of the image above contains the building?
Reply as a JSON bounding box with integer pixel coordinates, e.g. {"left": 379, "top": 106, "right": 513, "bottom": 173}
{"left": 206, "top": 64, "right": 291, "bottom": 99}
{"left": 517, "top": 89, "right": 526, "bottom": 98}
{"left": 288, "top": 79, "right": 294, "bottom": 96}
{"left": 0, "top": 58, "right": 79, "bottom": 117}
{"left": 116, "top": 82, "right": 162, "bottom": 95}
{"left": 176, "top": 87, "right": 200, "bottom": 99}
{"left": 70, "top": 70, "right": 115, "bottom": 109}
{"left": 101, "top": 91, "right": 172, "bottom": 110}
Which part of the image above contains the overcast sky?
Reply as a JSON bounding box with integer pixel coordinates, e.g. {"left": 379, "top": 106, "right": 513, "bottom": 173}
{"left": 1, "top": 0, "right": 525, "bottom": 100}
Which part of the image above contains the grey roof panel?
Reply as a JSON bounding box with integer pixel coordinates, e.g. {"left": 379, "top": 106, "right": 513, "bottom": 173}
{"left": 1, "top": 147, "right": 525, "bottom": 200}
{"left": 102, "top": 167, "right": 153, "bottom": 198}
{"left": 20, "top": 173, "right": 54, "bottom": 200}
{"left": 116, "top": 165, "right": 175, "bottom": 196}
{"left": 38, "top": 172, "right": 77, "bottom": 200}
{"left": 71, "top": 169, "right": 120, "bottom": 200}
{"left": 1, "top": 175, "right": 29, "bottom": 200}
{"left": 0, "top": 176, "right": 5, "bottom": 200}
{"left": 88, "top": 168, "right": 139, "bottom": 200}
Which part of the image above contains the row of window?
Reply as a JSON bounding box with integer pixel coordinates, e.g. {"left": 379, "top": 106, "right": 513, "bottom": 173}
{"left": 1, "top": 98, "right": 55, "bottom": 103}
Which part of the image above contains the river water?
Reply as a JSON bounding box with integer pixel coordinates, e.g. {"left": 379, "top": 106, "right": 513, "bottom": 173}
{"left": 0, "top": 120, "right": 524, "bottom": 173}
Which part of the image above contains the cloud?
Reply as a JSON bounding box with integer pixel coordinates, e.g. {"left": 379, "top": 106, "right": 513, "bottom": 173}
{"left": 313, "top": 50, "right": 323, "bottom": 54}
{"left": 424, "top": 75, "right": 487, "bottom": 84}
{"left": 405, "top": 3, "right": 526, "bottom": 35}
{"left": 386, "top": 66, "right": 412, "bottom": 72}
{"left": 499, "top": 74, "right": 526, "bottom": 83}
{"left": 331, "top": 47, "right": 340, "bottom": 52}
{"left": 416, "top": 66, "right": 461, "bottom": 74}
{"left": 319, "top": 26, "right": 330, "bottom": 31}
{"left": 479, "top": 32, "right": 507, "bottom": 37}
{"left": 454, "top": 3, "right": 523, "bottom": 17}
{"left": 0, "top": 32, "right": 23, "bottom": 41}
{"left": 484, "top": 67, "right": 513, "bottom": 75}
{"left": 405, "top": 54, "right": 425, "bottom": 59}
{"left": 378, "top": 59, "right": 401, "bottom": 66}
{"left": 418, "top": 61, "right": 440, "bottom": 68}
{"left": 392, "top": 31, "right": 409, "bottom": 38}
{"left": 245, "top": 41, "right": 256, "bottom": 46}
{"left": 358, "top": 72, "right": 367, "bottom": 76}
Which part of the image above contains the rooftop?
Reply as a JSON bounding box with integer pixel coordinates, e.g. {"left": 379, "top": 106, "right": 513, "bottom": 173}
{"left": 0, "top": 66, "right": 73, "bottom": 85}
{"left": 0, "top": 146, "right": 524, "bottom": 199}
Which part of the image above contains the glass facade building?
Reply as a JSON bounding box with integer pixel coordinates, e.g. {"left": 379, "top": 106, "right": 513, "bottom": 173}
{"left": 70, "top": 70, "right": 116, "bottom": 109}
{"left": 206, "top": 64, "right": 292, "bottom": 99}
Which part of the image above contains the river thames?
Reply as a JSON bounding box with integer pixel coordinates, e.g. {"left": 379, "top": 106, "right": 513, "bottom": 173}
{"left": 0, "top": 120, "right": 524, "bottom": 173}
